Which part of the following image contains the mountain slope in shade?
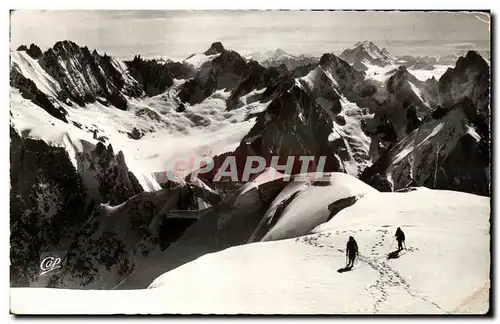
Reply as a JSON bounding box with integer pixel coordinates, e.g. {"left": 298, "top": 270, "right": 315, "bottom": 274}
{"left": 438, "top": 51, "right": 490, "bottom": 124}
{"left": 15, "top": 40, "right": 144, "bottom": 110}
{"left": 361, "top": 51, "right": 490, "bottom": 195}
{"left": 438, "top": 49, "right": 491, "bottom": 65}
{"left": 115, "top": 170, "right": 290, "bottom": 289}
{"left": 361, "top": 99, "right": 489, "bottom": 195}
{"left": 178, "top": 42, "right": 259, "bottom": 105}
{"left": 40, "top": 183, "right": 203, "bottom": 289}
{"left": 125, "top": 55, "right": 193, "bottom": 97}
{"left": 396, "top": 55, "right": 437, "bottom": 70}
{"left": 367, "top": 66, "right": 439, "bottom": 140}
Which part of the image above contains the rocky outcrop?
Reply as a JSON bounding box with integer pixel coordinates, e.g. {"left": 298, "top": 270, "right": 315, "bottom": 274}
{"left": 10, "top": 123, "right": 207, "bottom": 288}
{"left": 193, "top": 54, "right": 374, "bottom": 185}
{"left": 10, "top": 126, "right": 92, "bottom": 286}
{"left": 360, "top": 51, "right": 490, "bottom": 196}
{"left": 438, "top": 49, "right": 490, "bottom": 66}
{"left": 121, "top": 174, "right": 288, "bottom": 289}
{"left": 17, "top": 43, "right": 43, "bottom": 59}
{"left": 362, "top": 98, "right": 489, "bottom": 195}
{"left": 204, "top": 41, "right": 225, "bottom": 55}
{"left": 438, "top": 51, "right": 490, "bottom": 124}
{"left": 125, "top": 55, "right": 193, "bottom": 96}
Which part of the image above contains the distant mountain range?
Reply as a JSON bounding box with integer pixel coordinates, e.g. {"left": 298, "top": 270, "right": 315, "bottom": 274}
{"left": 245, "top": 48, "right": 319, "bottom": 71}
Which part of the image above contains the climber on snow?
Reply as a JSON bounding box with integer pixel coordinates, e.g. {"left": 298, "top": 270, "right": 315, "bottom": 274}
{"left": 395, "top": 227, "right": 406, "bottom": 251}
{"left": 346, "top": 236, "right": 359, "bottom": 268}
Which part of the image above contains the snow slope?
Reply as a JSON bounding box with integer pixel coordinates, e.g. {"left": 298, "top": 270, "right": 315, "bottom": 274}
{"left": 11, "top": 188, "right": 489, "bottom": 314}
{"left": 183, "top": 53, "right": 220, "bottom": 69}
{"left": 260, "top": 172, "right": 377, "bottom": 242}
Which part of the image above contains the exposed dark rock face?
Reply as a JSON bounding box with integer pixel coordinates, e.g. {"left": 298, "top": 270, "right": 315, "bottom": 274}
{"left": 17, "top": 43, "right": 43, "bottom": 59}
{"left": 365, "top": 66, "right": 439, "bottom": 162}
{"left": 362, "top": 51, "right": 490, "bottom": 196}
{"left": 226, "top": 61, "right": 288, "bottom": 110}
{"left": 178, "top": 44, "right": 264, "bottom": 105}
{"left": 125, "top": 55, "right": 193, "bottom": 96}
{"left": 361, "top": 51, "right": 491, "bottom": 195}
{"left": 75, "top": 142, "right": 144, "bottom": 205}
{"left": 361, "top": 98, "right": 490, "bottom": 196}
{"left": 10, "top": 126, "right": 92, "bottom": 286}
{"left": 326, "top": 194, "right": 363, "bottom": 222}
{"left": 438, "top": 50, "right": 490, "bottom": 125}
{"left": 127, "top": 127, "right": 144, "bottom": 140}
{"left": 10, "top": 65, "right": 68, "bottom": 123}
{"left": 191, "top": 54, "right": 376, "bottom": 185}
{"left": 33, "top": 41, "right": 143, "bottom": 110}
{"left": 46, "top": 184, "right": 201, "bottom": 289}
{"left": 125, "top": 176, "right": 288, "bottom": 289}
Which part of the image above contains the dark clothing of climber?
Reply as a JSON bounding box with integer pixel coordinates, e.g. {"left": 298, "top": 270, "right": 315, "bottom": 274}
{"left": 395, "top": 227, "right": 406, "bottom": 251}
{"left": 346, "top": 236, "right": 359, "bottom": 268}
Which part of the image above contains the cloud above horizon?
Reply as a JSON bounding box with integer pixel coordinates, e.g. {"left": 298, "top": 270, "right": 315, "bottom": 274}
{"left": 10, "top": 10, "right": 490, "bottom": 60}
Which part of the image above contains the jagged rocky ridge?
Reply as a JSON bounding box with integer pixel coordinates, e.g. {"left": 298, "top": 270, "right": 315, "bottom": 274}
{"left": 13, "top": 41, "right": 143, "bottom": 113}
{"left": 360, "top": 51, "right": 490, "bottom": 195}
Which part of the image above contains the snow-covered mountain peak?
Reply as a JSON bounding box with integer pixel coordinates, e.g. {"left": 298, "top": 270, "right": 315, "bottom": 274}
{"left": 340, "top": 41, "right": 395, "bottom": 72}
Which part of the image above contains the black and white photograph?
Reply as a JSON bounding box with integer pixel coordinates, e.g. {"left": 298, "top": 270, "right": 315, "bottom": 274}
{"left": 8, "top": 9, "right": 491, "bottom": 314}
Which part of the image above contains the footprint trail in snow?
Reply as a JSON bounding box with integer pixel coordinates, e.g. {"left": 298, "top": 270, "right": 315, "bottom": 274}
{"left": 295, "top": 228, "right": 444, "bottom": 314}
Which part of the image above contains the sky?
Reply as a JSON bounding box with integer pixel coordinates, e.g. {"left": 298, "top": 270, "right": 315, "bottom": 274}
{"left": 10, "top": 10, "right": 490, "bottom": 61}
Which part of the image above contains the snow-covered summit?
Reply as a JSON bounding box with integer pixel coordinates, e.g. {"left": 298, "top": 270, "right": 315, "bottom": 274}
{"left": 340, "top": 41, "right": 396, "bottom": 72}
{"left": 245, "top": 48, "right": 319, "bottom": 71}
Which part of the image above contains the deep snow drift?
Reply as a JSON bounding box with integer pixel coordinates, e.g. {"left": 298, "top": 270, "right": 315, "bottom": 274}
{"left": 10, "top": 188, "right": 489, "bottom": 314}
